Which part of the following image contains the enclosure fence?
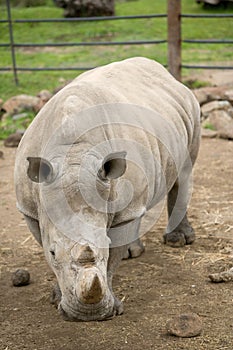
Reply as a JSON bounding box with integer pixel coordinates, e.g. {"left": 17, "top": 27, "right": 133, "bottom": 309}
{"left": 0, "top": 0, "right": 233, "bottom": 84}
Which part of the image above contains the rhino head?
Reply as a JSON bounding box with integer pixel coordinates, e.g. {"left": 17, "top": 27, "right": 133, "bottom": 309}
{"left": 26, "top": 149, "right": 127, "bottom": 321}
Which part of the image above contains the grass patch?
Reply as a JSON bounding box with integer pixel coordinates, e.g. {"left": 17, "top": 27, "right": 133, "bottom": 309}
{"left": 184, "top": 79, "right": 211, "bottom": 89}
{"left": 203, "top": 122, "right": 216, "bottom": 131}
{"left": 0, "top": 111, "right": 35, "bottom": 140}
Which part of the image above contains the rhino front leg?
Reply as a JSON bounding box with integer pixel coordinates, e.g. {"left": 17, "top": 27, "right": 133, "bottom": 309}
{"left": 119, "top": 218, "right": 145, "bottom": 259}
{"left": 107, "top": 245, "right": 130, "bottom": 316}
{"left": 164, "top": 166, "right": 195, "bottom": 247}
{"left": 123, "top": 238, "right": 145, "bottom": 259}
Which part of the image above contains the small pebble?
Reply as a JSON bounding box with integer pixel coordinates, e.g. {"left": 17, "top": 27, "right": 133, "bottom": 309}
{"left": 166, "top": 313, "right": 202, "bottom": 338}
{"left": 12, "top": 269, "right": 30, "bottom": 286}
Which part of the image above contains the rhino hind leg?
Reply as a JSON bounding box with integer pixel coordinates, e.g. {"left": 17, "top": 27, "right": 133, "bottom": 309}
{"left": 164, "top": 170, "right": 195, "bottom": 248}
{"left": 123, "top": 238, "right": 145, "bottom": 259}
{"left": 164, "top": 215, "right": 195, "bottom": 247}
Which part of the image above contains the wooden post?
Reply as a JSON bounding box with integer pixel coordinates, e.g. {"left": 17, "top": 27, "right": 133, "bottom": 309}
{"left": 167, "top": 0, "right": 181, "bottom": 81}
{"left": 6, "top": 0, "right": 18, "bottom": 85}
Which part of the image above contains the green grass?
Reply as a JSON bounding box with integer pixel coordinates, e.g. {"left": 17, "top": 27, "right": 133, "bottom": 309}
{"left": 183, "top": 78, "right": 211, "bottom": 89}
{"left": 0, "top": 0, "right": 232, "bottom": 101}
{"left": 0, "top": 111, "right": 35, "bottom": 139}
{"left": 203, "top": 122, "right": 215, "bottom": 131}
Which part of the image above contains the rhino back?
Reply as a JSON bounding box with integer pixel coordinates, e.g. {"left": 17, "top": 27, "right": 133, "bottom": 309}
{"left": 14, "top": 57, "right": 200, "bottom": 220}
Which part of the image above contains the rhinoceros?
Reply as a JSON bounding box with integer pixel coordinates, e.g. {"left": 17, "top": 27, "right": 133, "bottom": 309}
{"left": 14, "top": 57, "right": 200, "bottom": 321}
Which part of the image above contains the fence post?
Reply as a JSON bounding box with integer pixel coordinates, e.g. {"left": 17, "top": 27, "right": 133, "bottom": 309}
{"left": 6, "top": 0, "right": 18, "bottom": 85}
{"left": 167, "top": 0, "right": 181, "bottom": 81}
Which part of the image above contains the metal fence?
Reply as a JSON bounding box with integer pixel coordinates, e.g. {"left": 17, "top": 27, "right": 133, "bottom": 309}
{"left": 0, "top": 0, "right": 233, "bottom": 84}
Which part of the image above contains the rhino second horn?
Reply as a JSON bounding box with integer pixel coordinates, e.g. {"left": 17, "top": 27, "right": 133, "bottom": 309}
{"left": 77, "top": 269, "right": 104, "bottom": 305}
{"left": 77, "top": 244, "right": 95, "bottom": 265}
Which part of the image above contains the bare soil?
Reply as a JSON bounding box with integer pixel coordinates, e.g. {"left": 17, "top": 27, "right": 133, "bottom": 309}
{"left": 0, "top": 135, "right": 233, "bottom": 350}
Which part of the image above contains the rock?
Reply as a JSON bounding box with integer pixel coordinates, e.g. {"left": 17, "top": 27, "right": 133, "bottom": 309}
{"left": 53, "top": 0, "right": 115, "bottom": 18}
{"left": 12, "top": 112, "right": 29, "bottom": 121}
{"left": 4, "top": 132, "right": 23, "bottom": 147}
{"left": 35, "top": 89, "right": 53, "bottom": 112}
{"left": 202, "top": 110, "right": 233, "bottom": 140}
{"left": 224, "top": 89, "right": 233, "bottom": 104}
{"left": 193, "top": 89, "right": 209, "bottom": 106}
{"left": 218, "top": 126, "right": 233, "bottom": 140}
{"left": 37, "top": 89, "right": 52, "bottom": 102}
{"left": 12, "top": 269, "right": 30, "bottom": 286}
{"left": 193, "top": 85, "right": 233, "bottom": 106}
{"left": 201, "top": 100, "right": 231, "bottom": 118}
{"left": 2, "top": 94, "right": 40, "bottom": 120}
{"left": 209, "top": 267, "right": 233, "bottom": 283}
{"left": 1, "top": 91, "right": 52, "bottom": 120}
{"left": 201, "top": 128, "right": 217, "bottom": 138}
{"left": 199, "top": 89, "right": 233, "bottom": 140}
{"left": 166, "top": 313, "right": 202, "bottom": 338}
{"left": 0, "top": 150, "right": 4, "bottom": 159}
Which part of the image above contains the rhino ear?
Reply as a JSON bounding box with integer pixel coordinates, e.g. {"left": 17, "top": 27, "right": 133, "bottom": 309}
{"left": 27, "top": 157, "right": 56, "bottom": 183}
{"left": 99, "top": 151, "right": 127, "bottom": 180}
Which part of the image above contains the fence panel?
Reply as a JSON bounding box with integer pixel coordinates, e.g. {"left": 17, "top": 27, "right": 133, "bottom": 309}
{"left": 0, "top": 0, "right": 233, "bottom": 85}
{"left": 181, "top": 12, "right": 233, "bottom": 72}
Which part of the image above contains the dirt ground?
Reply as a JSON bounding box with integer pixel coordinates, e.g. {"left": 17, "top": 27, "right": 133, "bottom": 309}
{"left": 1, "top": 71, "right": 233, "bottom": 350}
{"left": 0, "top": 137, "right": 233, "bottom": 350}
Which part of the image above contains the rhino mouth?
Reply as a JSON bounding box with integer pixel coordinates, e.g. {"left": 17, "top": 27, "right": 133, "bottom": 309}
{"left": 58, "top": 294, "right": 115, "bottom": 322}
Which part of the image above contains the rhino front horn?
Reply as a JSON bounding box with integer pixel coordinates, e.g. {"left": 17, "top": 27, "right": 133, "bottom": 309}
{"left": 76, "top": 268, "right": 105, "bottom": 305}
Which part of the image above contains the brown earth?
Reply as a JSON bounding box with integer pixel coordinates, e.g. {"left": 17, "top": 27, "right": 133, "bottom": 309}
{"left": 0, "top": 136, "right": 233, "bottom": 350}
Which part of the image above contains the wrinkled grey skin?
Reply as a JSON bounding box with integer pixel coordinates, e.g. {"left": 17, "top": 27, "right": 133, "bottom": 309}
{"left": 14, "top": 57, "right": 200, "bottom": 321}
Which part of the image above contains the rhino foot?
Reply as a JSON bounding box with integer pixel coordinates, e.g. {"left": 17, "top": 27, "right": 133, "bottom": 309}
{"left": 164, "top": 226, "right": 195, "bottom": 248}
{"left": 50, "top": 283, "right": 62, "bottom": 308}
{"left": 123, "top": 239, "right": 145, "bottom": 259}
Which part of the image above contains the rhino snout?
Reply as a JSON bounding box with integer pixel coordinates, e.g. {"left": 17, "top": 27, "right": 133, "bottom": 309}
{"left": 76, "top": 267, "right": 105, "bottom": 305}
{"left": 58, "top": 295, "right": 115, "bottom": 322}
{"left": 58, "top": 272, "right": 115, "bottom": 321}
